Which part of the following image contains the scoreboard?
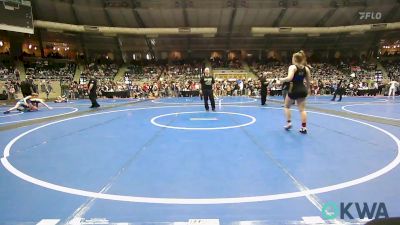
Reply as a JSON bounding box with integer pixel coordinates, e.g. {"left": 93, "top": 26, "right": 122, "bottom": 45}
{"left": 0, "top": 0, "right": 33, "bottom": 34}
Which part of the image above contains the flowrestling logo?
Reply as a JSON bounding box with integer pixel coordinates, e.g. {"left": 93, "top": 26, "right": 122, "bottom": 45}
{"left": 321, "top": 202, "right": 389, "bottom": 220}
{"left": 359, "top": 12, "right": 382, "bottom": 20}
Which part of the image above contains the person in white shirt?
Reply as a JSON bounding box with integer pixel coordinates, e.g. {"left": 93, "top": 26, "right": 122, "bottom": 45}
{"left": 388, "top": 79, "right": 399, "bottom": 99}
{"left": 238, "top": 79, "right": 244, "bottom": 95}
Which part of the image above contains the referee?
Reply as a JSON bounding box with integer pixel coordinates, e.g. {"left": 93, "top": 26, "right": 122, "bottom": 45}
{"left": 259, "top": 72, "right": 270, "bottom": 105}
{"left": 20, "top": 78, "right": 34, "bottom": 97}
{"left": 331, "top": 78, "right": 344, "bottom": 102}
{"left": 88, "top": 75, "right": 100, "bottom": 108}
{"left": 200, "top": 67, "right": 216, "bottom": 112}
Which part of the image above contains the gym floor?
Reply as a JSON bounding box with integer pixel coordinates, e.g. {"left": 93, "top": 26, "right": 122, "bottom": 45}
{"left": 0, "top": 96, "right": 399, "bottom": 225}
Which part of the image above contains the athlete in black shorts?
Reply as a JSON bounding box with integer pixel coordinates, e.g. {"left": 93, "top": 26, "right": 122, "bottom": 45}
{"left": 281, "top": 81, "right": 289, "bottom": 106}
{"left": 280, "top": 50, "right": 311, "bottom": 134}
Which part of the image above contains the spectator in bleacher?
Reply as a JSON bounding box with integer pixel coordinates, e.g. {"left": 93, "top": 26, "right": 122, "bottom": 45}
{"left": 7, "top": 84, "right": 15, "bottom": 100}
{"left": 45, "top": 81, "right": 53, "bottom": 100}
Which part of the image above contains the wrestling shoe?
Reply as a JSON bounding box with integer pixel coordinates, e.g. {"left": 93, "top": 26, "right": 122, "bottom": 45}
{"left": 299, "top": 127, "right": 307, "bottom": 134}
{"left": 284, "top": 123, "right": 292, "bottom": 131}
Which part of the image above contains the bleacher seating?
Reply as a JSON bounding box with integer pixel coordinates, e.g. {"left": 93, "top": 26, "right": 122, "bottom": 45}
{"left": 24, "top": 60, "right": 75, "bottom": 81}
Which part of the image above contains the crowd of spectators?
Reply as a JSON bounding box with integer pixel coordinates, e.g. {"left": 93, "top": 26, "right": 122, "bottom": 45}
{"left": 80, "top": 62, "right": 119, "bottom": 82}
{"left": 0, "top": 62, "right": 19, "bottom": 81}
{"left": 124, "top": 63, "right": 166, "bottom": 82}
{"left": 114, "top": 60, "right": 205, "bottom": 98}
{"left": 382, "top": 60, "right": 400, "bottom": 81}
{"left": 49, "top": 58, "right": 400, "bottom": 100}
{"left": 0, "top": 78, "right": 47, "bottom": 100}
{"left": 0, "top": 61, "right": 20, "bottom": 100}
{"left": 1, "top": 57, "right": 398, "bottom": 101}
{"left": 210, "top": 57, "right": 243, "bottom": 69}
{"left": 124, "top": 60, "right": 204, "bottom": 81}
{"left": 25, "top": 60, "right": 75, "bottom": 81}
{"left": 249, "top": 60, "right": 392, "bottom": 96}
{"left": 1, "top": 80, "right": 19, "bottom": 100}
